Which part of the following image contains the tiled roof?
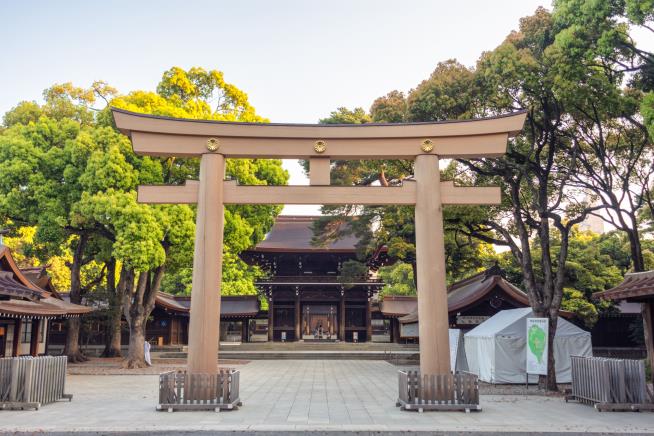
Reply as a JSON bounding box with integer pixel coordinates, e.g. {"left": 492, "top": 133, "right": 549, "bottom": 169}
{"left": 252, "top": 216, "right": 359, "bottom": 252}
{"left": 0, "top": 297, "right": 93, "bottom": 318}
{"left": 378, "top": 267, "right": 531, "bottom": 322}
{"left": 0, "top": 245, "right": 92, "bottom": 318}
{"left": 20, "top": 266, "right": 57, "bottom": 293}
{"left": 0, "top": 273, "right": 43, "bottom": 301}
{"left": 155, "top": 292, "right": 260, "bottom": 317}
{"left": 593, "top": 271, "right": 654, "bottom": 301}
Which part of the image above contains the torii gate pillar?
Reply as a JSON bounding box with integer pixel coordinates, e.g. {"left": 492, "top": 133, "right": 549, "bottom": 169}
{"left": 187, "top": 153, "right": 224, "bottom": 374}
{"left": 415, "top": 154, "right": 450, "bottom": 375}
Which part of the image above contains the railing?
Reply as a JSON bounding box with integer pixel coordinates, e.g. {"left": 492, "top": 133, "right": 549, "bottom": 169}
{"left": 567, "top": 356, "right": 653, "bottom": 411}
{"left": 0, "top": 356, "right": 71, "bottom": 410}
{"left": 255, "top": 276, "right": 383, "bottom": 285}
{"left": 158, "top": 369, "right": 241, "bottom": 412}
{"left": 397, "top": 370, "right": 480, "bottom": 412}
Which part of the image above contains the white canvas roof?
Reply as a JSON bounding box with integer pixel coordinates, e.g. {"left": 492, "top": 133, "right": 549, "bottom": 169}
{"left": 464, "top": 308, "right": 592, "bottom": 383}
{"left": 465, "top": 307, "right": 587, "bottom": 339}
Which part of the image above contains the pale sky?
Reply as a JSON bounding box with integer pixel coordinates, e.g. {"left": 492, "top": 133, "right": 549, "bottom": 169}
{"left": 1, "top": 0, "right": 554, "bottom": 215}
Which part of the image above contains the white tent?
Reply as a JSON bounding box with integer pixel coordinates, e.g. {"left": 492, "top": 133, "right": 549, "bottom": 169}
{"left": 449, "top": 329, "right": 469, "bottom": 372}
{"left": 464, "top": 308, "right": 592, "bottom": 383}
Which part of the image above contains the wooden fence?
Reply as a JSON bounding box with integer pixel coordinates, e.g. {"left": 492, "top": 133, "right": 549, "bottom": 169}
{"left": 396, "top": 370, "right": 480, "bottom": 412}
{"left": 0, "top": 356, "right": 71, "bottom": 410}
{"left": 567, "top": 356, "right": 653, "bottom": 412}
{"left": 157, "top": 369, "right": 241, "bottom": 412}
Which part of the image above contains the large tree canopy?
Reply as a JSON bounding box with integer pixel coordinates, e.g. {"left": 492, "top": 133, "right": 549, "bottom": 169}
{"left": 0, "top": 66, "right": 288, "bottom": 365}
{"left": 316, "top": 3, "right": 652, "bottom": 389}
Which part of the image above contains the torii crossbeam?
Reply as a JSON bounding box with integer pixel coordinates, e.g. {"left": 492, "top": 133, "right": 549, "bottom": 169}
{"left": 113, "top": 108, "right": 526, "bottom": 390}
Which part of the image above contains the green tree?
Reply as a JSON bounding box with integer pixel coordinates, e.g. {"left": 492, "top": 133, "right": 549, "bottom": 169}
{"left": 319, "top": 107, "right": 371, "bottom": 124}
{"left": 499, "top": 229, "right": 626, "bottom": 327}
{"left": 407, "top": 60, "right": 477, "bottom": 122}
{"left": 0, "top": 66, "right": 288, "bottom": 367}
{"left": 0, "top": 111, "right": 111, "bottom": 362}
{"left": 370, "top": 91, "right": 408, "bottom": 123}
{"left": 377, "top": 262, "right": 416, "bottom": 299}
{"left": 100, "top": 66, "right": 287, "bottom": 367}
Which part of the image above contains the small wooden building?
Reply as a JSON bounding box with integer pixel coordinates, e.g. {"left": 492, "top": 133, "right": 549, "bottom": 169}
{"left": 0, "top": 245, "right": 92, "bottom": 357}
{"left": 149, "top": 292, "right": 260, "bottom": 345}
{"left": 387, "top": 266, "right": 531, "bottom": 341}
{"left": 593, "top": 271, "right": 654, "bottom": 375}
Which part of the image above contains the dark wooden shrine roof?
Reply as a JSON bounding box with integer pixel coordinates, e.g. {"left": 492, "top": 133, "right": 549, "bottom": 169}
{"left": 379, "top": 295, "right": 418, "bottom": 317}
{"left": 446, "top": 267, "right": 529, "bottom": 312}
{"left": 0, "top": 245, "right": 93, "bottom": 318}
{"left": 155, "top": 292, "right": 260, "bottom": 317}
{"left": 593, "top": 271, "right": 654, "bottom": 302}
{"left": 20, "top": 266, "right": 57, "bottom": 294}
{"left": 379, "top": 266, "right": 530, "bottom": 322}
{"left": 252, "top": 216, "right": 359, "bottom": 253}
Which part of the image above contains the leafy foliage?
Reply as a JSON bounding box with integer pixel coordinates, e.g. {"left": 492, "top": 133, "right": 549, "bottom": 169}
{"left": 377, "top": 262, "right": 416, "bottom": 299}
{"left": 0, "top": 66, "right": 288, "bottom": 365}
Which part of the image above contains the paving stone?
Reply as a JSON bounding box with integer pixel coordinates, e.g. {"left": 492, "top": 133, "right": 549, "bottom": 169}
{"left": 0, "top": 360, "right": 653, "bottom": 434}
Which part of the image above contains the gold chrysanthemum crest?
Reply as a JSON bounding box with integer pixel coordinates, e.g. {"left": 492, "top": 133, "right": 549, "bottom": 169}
{"left": 421, "top": 139, "right": 434, "bottom": 153}
{"left": 314, "top": 140, "right": 327, "bottom": 154}
{"left": 206, "top": 138, "right": 220, "bottom": 152}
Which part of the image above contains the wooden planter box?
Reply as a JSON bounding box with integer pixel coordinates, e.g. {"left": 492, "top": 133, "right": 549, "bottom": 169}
{"left": 396, "top": 370, "right": 481, "bottom": 412}
{"left": 565, "top": 356, "right": 654, "bottom": 412}
{"left": 157, "top": 369, "right": 241, "bottom": 412}
{"left": 0, "top": 356, "right": 72, "bottom": 410}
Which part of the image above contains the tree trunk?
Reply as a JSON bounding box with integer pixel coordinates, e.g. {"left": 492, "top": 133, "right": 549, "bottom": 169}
{"left": 103, "top": 312, "right": 123, "bottom": 358}
{"left": 544, "top": 311, "right": 558, "bottom": 390}
{"left": 102, "top": 260, "right": 128, "bottom": 358}
{"left": 125, "top": 318, "right": 146, "bottom": 369}
{"left": 627, "top": 228, "right": 645, "bottom": 273}
{"left": 124, "top": 266, "right": 164, "bottom": 369}
{"left": 124, "top": 271, "right": 148, "bottom": 368}
{"left": 63, "top": 234, "right": 89, "bottom": 363}
{"left": 63, "top": 318, "right": 86, "bottom": 363}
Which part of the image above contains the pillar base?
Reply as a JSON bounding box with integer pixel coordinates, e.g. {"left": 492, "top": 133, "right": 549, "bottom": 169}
{"left": 396, "top": 370, "right": 481, "bottom": 412}
{"left": 157, "top": 369, "right": 241, "bottom": 412}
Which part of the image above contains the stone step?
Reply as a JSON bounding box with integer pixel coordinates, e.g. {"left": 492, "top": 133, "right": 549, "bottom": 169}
{"left": 157, "top": 350, "right": 420, "bottom": 361}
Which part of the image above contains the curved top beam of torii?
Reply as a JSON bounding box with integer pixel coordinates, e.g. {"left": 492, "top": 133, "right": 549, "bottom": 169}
{"left": 111, "top": 108, "right": 527, "bottom": 159}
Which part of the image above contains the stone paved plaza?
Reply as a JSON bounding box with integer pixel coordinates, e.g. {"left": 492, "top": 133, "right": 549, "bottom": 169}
{"left": 1, "top": 360, "right": 653, "bottom": 434}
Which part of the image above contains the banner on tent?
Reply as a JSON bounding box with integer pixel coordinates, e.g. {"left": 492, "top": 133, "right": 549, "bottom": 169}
{"left": 526, "top": 317, "right": 548, "bottom": 375}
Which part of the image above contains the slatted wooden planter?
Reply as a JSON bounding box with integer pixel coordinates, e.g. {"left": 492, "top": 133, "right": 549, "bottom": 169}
{"left": 0, "top": 356, "right": 71, "bottom": 410}
{"left": 157, "top": 369, "right": 241, "bottom": 412}
{"left": 566, "top": 356, "right": 654, "bottom": 412}
{"left": 396, "top": 370, "right": 481, "bottom": 412}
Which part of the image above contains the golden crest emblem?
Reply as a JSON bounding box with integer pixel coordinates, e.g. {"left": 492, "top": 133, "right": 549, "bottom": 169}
{"left": 206, "top": 138, "right": 220, "bottom": 152}
{"left": 421, "top": 139, "right": 434, "bottom": 153}
{"left": 314, "top": 140, "right": 327, "bottom": 154}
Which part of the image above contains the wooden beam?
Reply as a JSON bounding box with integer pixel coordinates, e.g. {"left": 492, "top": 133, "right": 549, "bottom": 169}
{"left": 114, "top": 108, "right": 526, "bottom": 139}
{"left": 129, "top": 131, "right": 511, "bottom": 159}
{"left": 440, "top": 182, "right": 501, "bottom": 205}
{"left": 138, "top": 181, "right": 199, "bottom": 204}
{"left": 309, "top": 158, "right": 330, "bottom": 185}
{"left": 137, "top": 181, "right": 501, "bottom": 206}
{"left": 222, "top": 181, "right": 415, "bottom": 204}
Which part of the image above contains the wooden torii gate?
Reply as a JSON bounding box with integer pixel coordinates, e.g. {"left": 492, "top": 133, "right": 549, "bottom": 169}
{"left": 113, "top": 108, "right": 525, "bottom": 380}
